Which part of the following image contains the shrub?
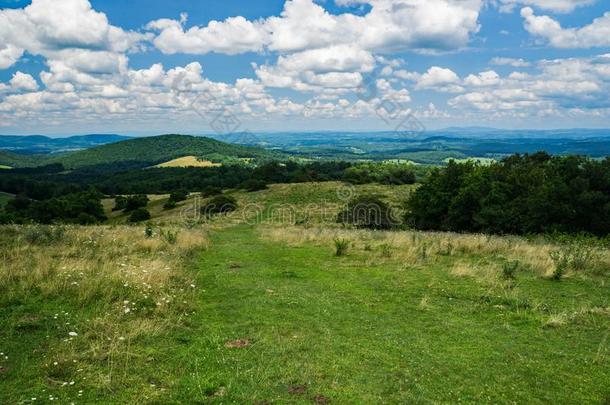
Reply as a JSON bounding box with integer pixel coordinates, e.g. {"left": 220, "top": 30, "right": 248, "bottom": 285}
{"left": 77, "top": 212, "right": 98, "bottom": 225}
{"left": 163, "top": 200, "right": 177, "bottom": 210}
{"left": 334, "top": 237, "right": 350, "bottom": 256}
{"left": 337, "top": 194, "right": 396, "bottom": 230}
{"left": 129, "top": 208, "right": 151, "bottom": 223}
{"left": 201, "top": 186, "right": 222, "bottom": 198}
{"left": 125, "top": 195, "right": 149, "bottom": 212}
{"left": 239, "top": 179, "right": 268, "bottom": 192}
{"left": 113, "top": 196, "right": 128, "bottom": 211}
{"left": 549, "top": 250, "right": 569, "bottom": 280}
{"left": 144, "top": 224, "right": 154, "bottom": 238}
{"left": 169, "top": 190, "right": 188, "bottom": 203}
{"left": 201, "top": 195, "right": 237, "bottom": 217}
{"left": 24, "top": 225, "right": 65, "bottom": 245}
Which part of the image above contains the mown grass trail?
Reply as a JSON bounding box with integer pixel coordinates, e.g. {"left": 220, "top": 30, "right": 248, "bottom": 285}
{"left": 168, "top": 225, "right": 610, "bottom": 404}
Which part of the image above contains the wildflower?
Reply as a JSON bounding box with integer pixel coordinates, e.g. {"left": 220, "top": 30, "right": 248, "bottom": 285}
{"left": 124, "top": 308, "right": 131, "bottom": 314}
{"left": 68, "top": 332, "right": 78, "bottom": 337}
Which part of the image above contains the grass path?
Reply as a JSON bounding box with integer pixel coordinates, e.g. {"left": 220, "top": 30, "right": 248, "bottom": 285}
{"left": 165, "top": 225, "right": 609, "bottom": 403}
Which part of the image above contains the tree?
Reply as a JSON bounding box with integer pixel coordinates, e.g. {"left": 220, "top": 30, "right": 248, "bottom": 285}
{"left": 201, "top": 195, "right": 237, "bottom": 217}
{"left": 169, "top": 190, "right": 188, "bottom": 202}
{"left": 124, "top": 195, "right": 149, "bottom": 212}
{"left": 129, "top": 208, "right": 151, "bottom": 223}
{"left": 337, "top": 194, "right": 397, "bottom": 230}
{"left": 239, "top": 179, "right": 268, "bottom": 192}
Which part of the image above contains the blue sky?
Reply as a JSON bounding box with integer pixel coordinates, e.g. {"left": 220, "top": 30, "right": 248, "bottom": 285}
{"left": 0, "top": 0, "right": 609, "bottom": 135}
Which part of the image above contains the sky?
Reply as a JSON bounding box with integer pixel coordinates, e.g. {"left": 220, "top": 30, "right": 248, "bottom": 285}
{"left": 0, "top": 0, "right": 609, "bottom": 136}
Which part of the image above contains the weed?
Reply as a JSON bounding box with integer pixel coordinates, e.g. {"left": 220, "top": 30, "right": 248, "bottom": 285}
{"left": 334, "top": 237, "right": 350, "bottom": 257}
{"left": 145, "top": 224, "right": 154, "bottom": 238}
{"left": 161, "top": 229, "right": 179, "bottom": 245}
{"left": 379, "top": 243, "right": 392, "bottom": 258}
{"left": 24, "top": 225, "right": 65, "bottom": 245}
{"left": 549, "top": 250, "right": 569, "bottom": 280}
{"left": 502, "top": 260, "right": 520, "bottom": 280}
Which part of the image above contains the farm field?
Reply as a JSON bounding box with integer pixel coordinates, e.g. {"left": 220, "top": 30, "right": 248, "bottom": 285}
{"left": 1, "top": 183, "right": 609, "bottom": 403}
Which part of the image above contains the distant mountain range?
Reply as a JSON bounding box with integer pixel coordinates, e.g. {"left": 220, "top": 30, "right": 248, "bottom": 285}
{"left": 0, "top": 134, "right": 131, "bottom": 154}
{"left": 0, "top": 134, "right": 285, "bottom": 169}
{"left": 0, "top": 129, "right": 609, "bottom": 169}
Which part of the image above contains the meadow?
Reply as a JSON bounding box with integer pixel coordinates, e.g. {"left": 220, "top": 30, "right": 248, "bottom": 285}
{"left": 1, "top": 182, "right": 609, "bottom": 403}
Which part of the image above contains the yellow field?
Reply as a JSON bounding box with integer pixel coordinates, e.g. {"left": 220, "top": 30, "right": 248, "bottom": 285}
{"left": 154, "top": 156, "right": 222, "bottom": 168}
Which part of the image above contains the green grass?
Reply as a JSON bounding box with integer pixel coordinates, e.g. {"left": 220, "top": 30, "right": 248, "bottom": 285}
{"left": 162, "top": 225, "right": 608, "bottom": 403}
{"left": 1, "top": 186, "right": 609, "bottom": 403}
{"left": 47, "top": 134, "right": 285, "bottom": 169}
{"left": 0, "top": 191, "right": 14, "bottom": 207}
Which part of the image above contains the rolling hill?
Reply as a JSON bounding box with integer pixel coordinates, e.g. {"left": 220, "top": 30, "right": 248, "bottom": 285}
{"left": 0, "top": 150, "right": 42, "bottom": 168}
{"left": 47, "top": 134, "right": 287, "bottom": 169}
{"left": 0, "top": 134, "right": 131, "bottom": 154}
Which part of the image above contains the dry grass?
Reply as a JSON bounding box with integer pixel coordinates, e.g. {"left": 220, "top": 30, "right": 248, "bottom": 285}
{"left": 0, "top": 224, "right": 208, "bottom": 397}
{"left": 260, "top": 225, "right": 610, "bottom": 278}
{"left": 154, "top": 156, "right": 222, "bottom": 168}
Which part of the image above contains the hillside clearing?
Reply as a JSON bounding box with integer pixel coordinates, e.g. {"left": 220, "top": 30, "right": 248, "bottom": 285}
{"left": 154, "top": 156, "right": 222, "bottom": 168}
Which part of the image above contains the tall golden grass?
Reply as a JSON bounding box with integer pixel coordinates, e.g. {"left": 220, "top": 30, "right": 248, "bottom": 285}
{"left": 0, "top": 224, "right": 208, "bottom": 395}
{"left": 261, "top": 226, "right": 610, "bottom": 279}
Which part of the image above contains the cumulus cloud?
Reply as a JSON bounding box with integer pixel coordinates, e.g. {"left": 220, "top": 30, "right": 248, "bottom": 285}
{"left": 449, "top": 54, "right": 610, "bottom": 114}
{"left": 497, "top": 0, "right": 596, "bottom": 13}
{"left": 254, "top": 45, "right": 375, "bottom": 91}
{"left": 415, "top": 67, "right": 463, "bottom": 92}
{"left": 0, "top": 72, "right": 38, "bottom": 93}
{"left": 521, "top": 7, "right": 610, "bottom": 48}
{"left": 490, "top": 57, "right": 531, "bottom": 67}
{"left": 147, "top": 15, "right": 268, "bottom": 55}
{"left": 148, "top": 0, "right": 482, "bottom": 55}
{"left": 0, "top": 0, "right": 147, "bottom": 69}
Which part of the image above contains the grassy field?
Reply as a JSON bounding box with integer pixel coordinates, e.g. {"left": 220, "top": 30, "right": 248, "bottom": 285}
{"left": 154, "top": 156, "right": 223, "bottom": 168}
{"left": 1, "top": 182, "right": 609, "bottom": 403}
{"left": 0, "top": 191, "right": 14, "bottom": 207}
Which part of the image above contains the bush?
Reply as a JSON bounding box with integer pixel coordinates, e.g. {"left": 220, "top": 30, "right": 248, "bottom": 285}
{"left": 549, "top": 250, "right": 569, "bottom": 280}
{"left": 201, "top": 195, "right": 237, "bottom": 217}
{"left": 125, "top": 195, "right": 149, "bottom": 212}
{"left": 77, "top": 212, "right": 98, "bottom": 225}
{"left": 201, "top": 186, "right": 222, "bottom": 198}
{"left": 129, "top": 208, "right": 151, "bottom": 223}
{"left": 24, "top": 226, "right": 65, "bottom": 245}
{"left": 169, "top": 190, "right": 188, "bottom": 203}
{"left": 113, "top": 196, "right": 128, "bottom": 211}
{"left": 163, "top": 200, "right": 177, "bottom": 210}
{"left": 239, "top": 179, "right": 268, "bottom": 192}
{"left": 337, "top": 194, "right": 397, "bottom": 230}
{"left": 334, "top": 238, "right": 350, "bottom": 256}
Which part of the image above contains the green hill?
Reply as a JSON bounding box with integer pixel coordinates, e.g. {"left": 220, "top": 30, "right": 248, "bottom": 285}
{"left": 48, "top": 134, "right": 286, "bottom": 169}
{"left": 0, "top": 150, "right": 41, "bottom": 168}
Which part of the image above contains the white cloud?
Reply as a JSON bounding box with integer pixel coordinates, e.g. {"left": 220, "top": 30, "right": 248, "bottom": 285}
{"left": 148, "top": 0, "right": 482, "bottom": 55}
{"left": 0, "top": 71, "right": 38, "bottom": 93}
{"left": 521, "top": 7, "right": 610, "bottom": 48}
{"left": 464, "top": 70, "right": 501, "bottom": 87}
{"left": 415, "top": 67, "right": 463, "bottom": 92}
{"left": 147, "top": 15, "right": 268, "bottom": 55}
{"left": 450, "top": 54, "right": 610, "bottom": 114}
{"left": 0, "top": 0, "right": 147, "bottom": 69}
{"left": 490, "top": 57, "right": 531, "bottom": 67}
{"left": 254, "top": 45, "right": 374, "bottom": 91}
{"left": 497, "top": 0, "right": 596, "bottom": 13}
